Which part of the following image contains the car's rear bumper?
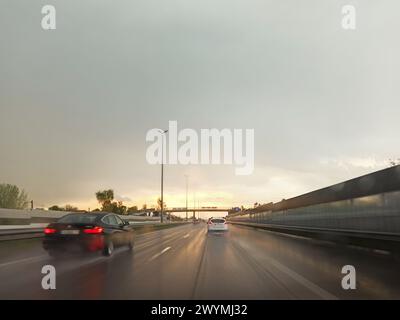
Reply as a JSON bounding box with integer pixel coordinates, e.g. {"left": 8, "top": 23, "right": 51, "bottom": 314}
{"left": 207, "top": 226, "right": 228, "bottom": 231}
{"left": 43, "top": 235, "right": 106, "bottom": 253}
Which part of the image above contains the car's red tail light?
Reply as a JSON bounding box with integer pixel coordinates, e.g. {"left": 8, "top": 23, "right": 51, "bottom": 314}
{"left": 44, "top": 228, "right": 56, "bottom": 234}
{"left": 83, "top": 226, "right": 104, "bottom": 234}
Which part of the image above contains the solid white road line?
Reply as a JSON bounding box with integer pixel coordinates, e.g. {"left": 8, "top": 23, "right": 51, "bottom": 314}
{"left": 149, "top": 247, "right": 171, "bottom": 262}
{"left": 263, "top": 254, "right": 338, "bottom": 300}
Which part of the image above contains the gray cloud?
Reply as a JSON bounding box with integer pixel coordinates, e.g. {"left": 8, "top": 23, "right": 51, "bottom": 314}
{"left": 1, "top": 1, "right": 399, "bottom": 210}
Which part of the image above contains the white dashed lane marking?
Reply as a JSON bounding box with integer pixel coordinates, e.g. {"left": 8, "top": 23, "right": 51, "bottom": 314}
{"left": 149, "top": 247, "right": 171, "bottom": 262}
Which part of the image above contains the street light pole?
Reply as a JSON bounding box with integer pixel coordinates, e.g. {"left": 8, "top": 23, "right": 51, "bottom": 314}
{"left": 193, "top": 192, "right": 196, "bottom": 221}
{"left": 159, "top": 129, "right": 168, "bottom": 223}
{"left": 185, "top": 175, "right": 189, "bottom": 221}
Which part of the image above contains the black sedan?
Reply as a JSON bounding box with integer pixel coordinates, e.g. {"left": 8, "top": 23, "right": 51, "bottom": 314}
{"left": 43, "top": 212, "right": 135, "bottom": 257}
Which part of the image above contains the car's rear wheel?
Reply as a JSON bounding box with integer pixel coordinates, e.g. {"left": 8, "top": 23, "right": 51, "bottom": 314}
{"left": 128, "top": 237, "right": 134, "bottom": 251}
{"left": 128, "top": 236, "right": 135, "bottom": 251}
{"left": 103, "top": 240, "right": 114, "bottom": 256}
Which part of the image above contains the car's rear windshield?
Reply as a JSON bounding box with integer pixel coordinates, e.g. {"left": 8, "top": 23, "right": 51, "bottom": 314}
{"left": 211, "top": 219, "right": 225, "bottom": 223}
{"left": 58, "top": 214, "right": 98, "bottom": 224}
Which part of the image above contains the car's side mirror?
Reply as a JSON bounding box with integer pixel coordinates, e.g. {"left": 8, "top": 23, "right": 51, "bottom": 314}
{"left": 123, "top": 220, "right": 130, "bottom": 226}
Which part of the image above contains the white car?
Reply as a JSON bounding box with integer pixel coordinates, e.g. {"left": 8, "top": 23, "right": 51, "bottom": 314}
{"left": 207, "top": 217, "right": 228, "bottom": 232}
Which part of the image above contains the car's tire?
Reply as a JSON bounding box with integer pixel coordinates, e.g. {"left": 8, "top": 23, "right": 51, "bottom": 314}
{"left": 128, "top": 237, "right": 134, "bottom": 251}
{"left": 103, "top": 240, "right": 114, "bottom": 257}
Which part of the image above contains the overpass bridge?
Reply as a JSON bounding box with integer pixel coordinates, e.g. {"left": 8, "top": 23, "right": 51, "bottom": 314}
{"left": 135, "top": 207, "right": 232, "bottom": 213}
{"left": 166, "top": 207, "right": 232, "bottom": 213}
{"left": 132, "top": 207, "right": 234, "bottom": 219}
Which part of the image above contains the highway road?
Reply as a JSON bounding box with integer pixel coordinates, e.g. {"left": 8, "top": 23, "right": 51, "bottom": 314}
{"left": 0, "top": 223, "right": 400, "bottom": 299}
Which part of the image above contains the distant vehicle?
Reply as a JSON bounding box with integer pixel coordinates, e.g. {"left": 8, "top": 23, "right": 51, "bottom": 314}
{"left": 42, "top": 213, "right": 135, "bottom": 257}
{"left": 207, "top": 217, "right": 228, "bottom": 232}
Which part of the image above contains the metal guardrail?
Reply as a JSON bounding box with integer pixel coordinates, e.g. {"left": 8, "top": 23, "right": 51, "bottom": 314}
{"left": 0, "top": 221, "right": 191, "bottom": 241}
{"left": 229, "top": 221, "right": 400, "bottom": 253}
{"left": 0, "top": 222, "right": 156, "bottom": 241}
{"left": 0, "top": 228, "right": 45, "bottom": 241}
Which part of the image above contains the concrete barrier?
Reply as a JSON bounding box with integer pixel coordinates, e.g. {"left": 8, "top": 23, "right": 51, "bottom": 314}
{"left": 228, "top": 190, "right": 400, "bottom": 236}
{"left": 227, "top": 167, "right": 400, "bottom": 252}
{"left": 0, "top": 209, "right": 31, "bottom": 225}
{"left": 0, "top": 208, "right": 160, "bottom": 225}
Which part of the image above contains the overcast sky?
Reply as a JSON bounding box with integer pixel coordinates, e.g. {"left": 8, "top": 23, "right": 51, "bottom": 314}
{"left": 1, "top": 1, "right": 399, "bottom": 215}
